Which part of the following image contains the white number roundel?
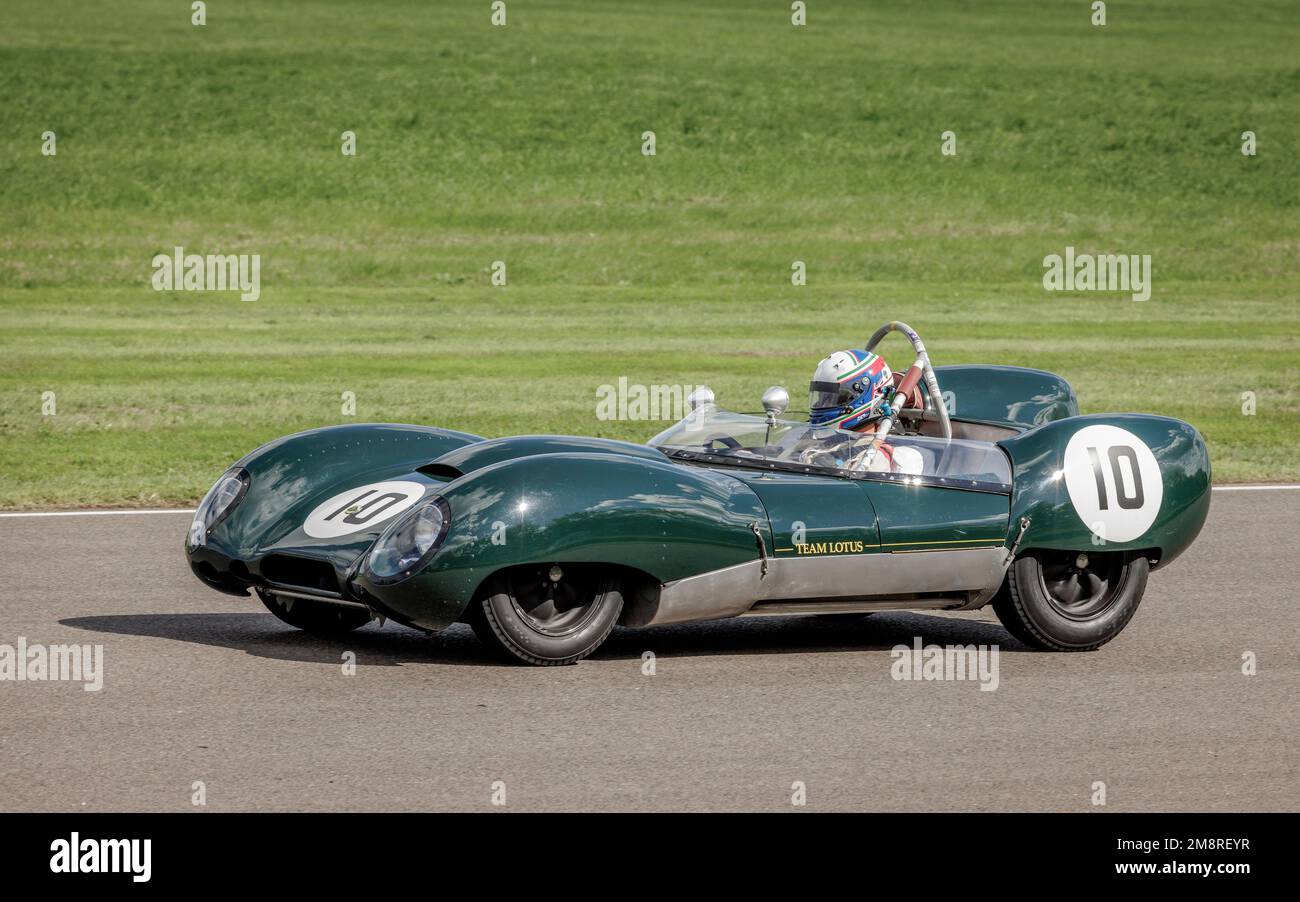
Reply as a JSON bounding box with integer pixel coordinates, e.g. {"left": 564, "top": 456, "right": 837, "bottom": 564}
{"left": 303, "top": 481, "right": 427, "bottom": 539}
{"left": 1062, "top": 425, "right": 1162, "bottom": 543}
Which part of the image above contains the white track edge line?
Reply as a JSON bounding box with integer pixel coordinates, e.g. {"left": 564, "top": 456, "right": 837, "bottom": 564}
{"left": 0, "top": 509, "right": 195, "bottom": 518}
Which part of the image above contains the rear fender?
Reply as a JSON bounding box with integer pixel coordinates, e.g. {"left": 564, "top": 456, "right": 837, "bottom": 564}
{"left": 998, "top": 414, "right": 1210, "bottom": 567}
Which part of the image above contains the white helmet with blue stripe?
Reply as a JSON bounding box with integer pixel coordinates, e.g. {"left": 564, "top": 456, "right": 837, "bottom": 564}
{"left": 808, "top": 349, "right": 893, "bottom": 430}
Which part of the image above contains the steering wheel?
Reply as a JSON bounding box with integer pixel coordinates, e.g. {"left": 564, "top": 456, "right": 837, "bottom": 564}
{"left": 893, "top": 363, "right": 927, "bottom": 423}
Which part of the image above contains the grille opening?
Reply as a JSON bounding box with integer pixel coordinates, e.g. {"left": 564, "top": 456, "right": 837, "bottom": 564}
{"left": 260, "top": 555, "right": 340, "bottom": 594}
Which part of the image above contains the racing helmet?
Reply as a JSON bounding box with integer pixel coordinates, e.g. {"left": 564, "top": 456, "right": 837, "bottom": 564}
{"left": 808, "top": 349, "right": 893, "bottom": 430}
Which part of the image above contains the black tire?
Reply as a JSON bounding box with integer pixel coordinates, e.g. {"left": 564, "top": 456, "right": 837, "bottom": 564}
{"left": 992, "top": 551, "right": 1149, "bottom": 651}
{"left": 467, "top": 564, "right": 622, "bottom": 666}
{"left": 257, "top": 589, "right": 372, "bottom": 635}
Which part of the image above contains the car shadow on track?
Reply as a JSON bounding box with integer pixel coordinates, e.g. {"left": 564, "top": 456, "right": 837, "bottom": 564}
{"left": 61, "top": 610, "right": 1030, "bottom": 667}
{"left": 59, "top": 613, "right": 498, "bottom": 667}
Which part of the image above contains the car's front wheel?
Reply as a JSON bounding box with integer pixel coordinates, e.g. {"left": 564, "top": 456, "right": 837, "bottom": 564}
{"left": 992, "top": 551, "right": 1149, "bottom": 651}
{"left": 257, "top": 589, "right": 373, "bottom": 634}
{"left": 467, "top": 564, "right": 623, "bottom": 665}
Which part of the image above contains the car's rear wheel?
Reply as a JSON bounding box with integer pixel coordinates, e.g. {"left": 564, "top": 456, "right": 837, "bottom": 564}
{"left": 992, "top": 551, "right": 1149, "bottom": 651}
{"left": 467, "top": 564, "right": 623, "bottom": 666}
{"left": 257, "top": 589, "right": 372, "bottom": 634}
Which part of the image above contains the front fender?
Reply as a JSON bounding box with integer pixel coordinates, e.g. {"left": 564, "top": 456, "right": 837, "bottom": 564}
{"left": 355, "top": 452, "right": 768, "bottom": 629}
{"left": 187, "top": 423, "right": 483, "bottom": 593}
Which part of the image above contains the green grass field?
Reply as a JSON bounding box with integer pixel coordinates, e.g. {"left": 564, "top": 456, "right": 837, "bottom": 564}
{"left": 1, "top": 0, "right": 1297, "bottom": 508}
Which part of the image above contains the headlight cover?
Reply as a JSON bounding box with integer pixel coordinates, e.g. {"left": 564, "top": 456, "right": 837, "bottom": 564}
{"left": 367, "top": 497, "right": 450, "bottom": 583}
{"left": 188, "top": 467, "right": 250, "bottom": 549}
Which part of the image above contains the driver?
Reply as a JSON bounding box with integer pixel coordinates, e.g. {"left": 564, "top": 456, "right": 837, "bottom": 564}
{"left": 805, "top": 349, "right": 923, "bottom": 474}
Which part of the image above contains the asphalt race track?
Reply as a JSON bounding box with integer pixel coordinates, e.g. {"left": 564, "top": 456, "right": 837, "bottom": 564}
{"left": 1, "top": 490, "right": 1296, "bottom": 812}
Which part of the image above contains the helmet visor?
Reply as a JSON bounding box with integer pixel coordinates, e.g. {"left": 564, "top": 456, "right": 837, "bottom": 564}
{"left": 809, "top": 380, "right": 854, "bottom": 411}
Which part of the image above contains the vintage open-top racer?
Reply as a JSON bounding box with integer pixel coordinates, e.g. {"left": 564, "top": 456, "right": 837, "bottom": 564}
{"left": 186, "top": 322, "right": 1210, "bottom": 665}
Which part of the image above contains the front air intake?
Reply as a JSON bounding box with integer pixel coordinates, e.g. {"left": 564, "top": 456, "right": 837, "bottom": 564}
{"left": 259, "top": 555, "right": 340, "bottom": 594}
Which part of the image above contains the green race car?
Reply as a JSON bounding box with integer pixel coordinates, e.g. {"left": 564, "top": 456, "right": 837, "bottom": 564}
{"left": 185, "top": 322, "right": 1210, "bottom": 665}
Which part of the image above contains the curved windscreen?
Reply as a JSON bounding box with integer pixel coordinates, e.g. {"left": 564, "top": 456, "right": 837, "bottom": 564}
{"left": 648, "top": 409, "right": 1011, "bottom": 490}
